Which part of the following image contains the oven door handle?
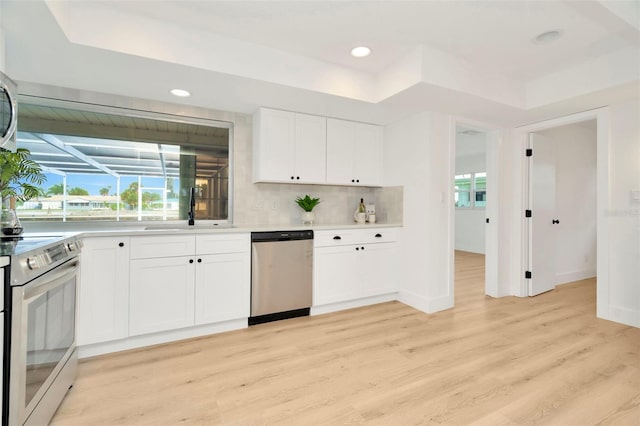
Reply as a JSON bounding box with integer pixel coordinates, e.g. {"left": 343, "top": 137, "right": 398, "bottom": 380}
{"left": 24, "top": 259, "right": 79, "bottom": 300}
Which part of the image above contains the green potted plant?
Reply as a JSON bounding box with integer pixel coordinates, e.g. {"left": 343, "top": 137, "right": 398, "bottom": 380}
{"left": 0, "top": 148, "right": 46, "bottom": 235}
{"left": 295, "top": 194, "right": 320, "bottom": 225}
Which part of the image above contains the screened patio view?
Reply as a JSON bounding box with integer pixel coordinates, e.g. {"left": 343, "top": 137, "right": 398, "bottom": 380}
{"left": 15, "top": 102, "right": 230, "bottom": 222}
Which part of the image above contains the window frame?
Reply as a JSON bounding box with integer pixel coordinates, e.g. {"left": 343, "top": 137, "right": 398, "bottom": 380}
{"left": 455, "top": 172, "right": 486, "bottom": 210}
{"left": 16, "top": 94, "right": 234, "bottom": 226}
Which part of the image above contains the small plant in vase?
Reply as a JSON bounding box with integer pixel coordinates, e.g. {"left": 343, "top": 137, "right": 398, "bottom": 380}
{"left": 295, "top": 195, "right": 320, "bottom": 225}
{"left": 0, "top": 148, "right": 46, "bottom": 236}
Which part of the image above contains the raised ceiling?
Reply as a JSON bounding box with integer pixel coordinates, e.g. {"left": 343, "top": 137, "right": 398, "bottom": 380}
{"left": 2, "top": 0, "right": 639, "bottom": 127}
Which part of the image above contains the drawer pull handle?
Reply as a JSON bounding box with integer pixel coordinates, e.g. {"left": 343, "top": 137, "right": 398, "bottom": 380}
{"left": 375, "top": 233, "right": 382, "bottom": 238}
{"left": 333, "top": 236, "right": 341, "bottom": 240}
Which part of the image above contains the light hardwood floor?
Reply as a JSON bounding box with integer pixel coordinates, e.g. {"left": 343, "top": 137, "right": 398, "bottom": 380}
{"left": 51, "top": 251, "right": 640, "bottom": 425}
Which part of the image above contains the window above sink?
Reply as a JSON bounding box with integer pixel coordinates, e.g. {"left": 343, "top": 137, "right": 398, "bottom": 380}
{"left": 14, "top": 97, "right": 233, "bottom": 224}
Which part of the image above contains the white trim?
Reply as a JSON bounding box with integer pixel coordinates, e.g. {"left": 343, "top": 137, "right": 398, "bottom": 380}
{"left": 556, "top": 269, "right": 597, "bottom": 285}
{"left": 78, "top": 318, "right": 247, "bottom": 359}
{"left": 310, "top": 293, "right": 397, "bottom": 316}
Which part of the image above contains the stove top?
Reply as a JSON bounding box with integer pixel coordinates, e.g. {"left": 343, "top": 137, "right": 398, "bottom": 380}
{"left": 1, "top": 233, "right": 82, "bottom": 286}
{"left": 0, "top": 234, "right": 66, "bottom": 257}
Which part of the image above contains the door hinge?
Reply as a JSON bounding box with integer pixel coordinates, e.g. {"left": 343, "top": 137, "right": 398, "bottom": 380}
{"left": 525, "top": 209, "right": 532, "bottom": 218}
{"left": 525, "top": 271, "right": 532, "bottom": 279}
{"left": 526, "top": 148, "right": 533, "bottom": 157}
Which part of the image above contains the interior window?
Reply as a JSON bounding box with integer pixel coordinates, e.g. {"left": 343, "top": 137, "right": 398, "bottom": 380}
{"left": 15, "top": 101, "right": 231, "bottom": 222}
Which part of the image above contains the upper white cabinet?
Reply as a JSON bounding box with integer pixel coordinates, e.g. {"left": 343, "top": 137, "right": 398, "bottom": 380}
{"left": 253, "top": 107, "right": 326, "bottom": 184}
{"left": 326, "top": 118, "right": 383, "bottom": 187}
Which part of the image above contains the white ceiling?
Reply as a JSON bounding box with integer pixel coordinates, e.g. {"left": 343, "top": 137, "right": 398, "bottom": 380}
{"left": 2, "top": 0, "right": 639, "bottom": 127}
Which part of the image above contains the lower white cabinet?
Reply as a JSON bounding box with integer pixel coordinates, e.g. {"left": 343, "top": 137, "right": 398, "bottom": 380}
{"left": 78, "top": 237, "right": 130, "bottom": 346}
{"left": 129, "top": 256, "right": 196, "bottom": 336}
{"left": 313, "top": 245, "right": 359, "bottom": 305}
{"left": 80, "top": 233, "right": 250, "bottom": 346}
{"left": 195, "top": 252, "right": 250, "bottom": 325}
{"left": 313, "top": 228, "right": 399, "bottom": 306}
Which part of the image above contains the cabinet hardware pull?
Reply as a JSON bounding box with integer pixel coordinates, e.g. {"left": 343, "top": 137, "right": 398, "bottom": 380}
{"left": 355, "top": 247, "right": 359, "bottom": 251}
{"left": 189, "top": 259, "right": 194, "bottom": 264}
{"left": 118, "top": 242, "right": 124, "bottom": 247}
{"left": 197, "top": 258, "right": 202, "bottom": 263}
{"left": 333, "top": 236, "right": 341, "bottom": 240}
{"left": 361, "top": 246, "right": 365, "bottom": 250}
{"left": 291, "top": 176, "right": 294, "bottom": 180}
{"left": 356, "top": 179, "right": 360, "bottom": 183}
{"left": 552, "top": 219, "right": 560, "bottom": 224}
{"left": 351, "top": 179, "right": 355, "bottom": 183}
{"left": 375, "top": 233, "right": 382, "bottom": 238}
{"left": 296, "top": 176, "right": 300, "bottom": 180}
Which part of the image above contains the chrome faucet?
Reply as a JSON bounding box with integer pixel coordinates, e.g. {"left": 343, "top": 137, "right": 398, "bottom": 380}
{"left": 188, "top": 187, "right": 195, "bottom": 226}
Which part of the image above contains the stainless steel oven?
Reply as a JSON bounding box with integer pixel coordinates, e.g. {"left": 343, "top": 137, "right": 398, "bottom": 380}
{"left": 3, "top": 235, "right": 81, "bottom": 426}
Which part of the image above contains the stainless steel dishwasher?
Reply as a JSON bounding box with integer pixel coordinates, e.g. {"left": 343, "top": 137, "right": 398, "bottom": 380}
{"left": 249, "top": 230, "right": 313, "bottom": 325}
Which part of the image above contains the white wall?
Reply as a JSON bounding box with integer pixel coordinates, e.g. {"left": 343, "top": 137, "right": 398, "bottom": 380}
{"left": 384, "top": 111, "right": 454, "bottom": 313}
{"left": 539, "top": 122, "right": 597, "bottom": 285}
{"left": 455, "top": 132, "right": 486, "bottom": 253}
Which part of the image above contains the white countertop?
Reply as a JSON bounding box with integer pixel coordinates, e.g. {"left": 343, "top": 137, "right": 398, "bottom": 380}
{"left": 73, "top": 222, "right": 402, "bottom": 238}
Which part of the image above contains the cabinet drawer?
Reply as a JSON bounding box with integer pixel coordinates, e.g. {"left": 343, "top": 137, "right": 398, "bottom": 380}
{"left": 314, "top": 228, "right": 398, "bottom": 247}
{"left": 196, "top": 233, "right": 250, "bottom": 255}
{"left": 130, "top": 235, "right": 195, "bottom": 259}
{"left": 314, "top": 231, "right": 359, "bottom": 247}
{"left": 360, "top": 228, "right": 398, "bottom": 244}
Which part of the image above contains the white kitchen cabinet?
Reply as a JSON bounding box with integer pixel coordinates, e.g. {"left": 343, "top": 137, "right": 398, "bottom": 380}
{"left": 313, "top": 229, "right": 399, "bottom": 306}
{"left": 195, "top": 252, "right": 250, "bottom": 325}
{"left": 253, "top": 107, "right": 326, "bottom": 184}
{"left": 313, "top": 245, "right": 359, "bottom": 305}
{"left": 78, "top": 237, "right": 130, "bottom": 345}
{"left": 129, "top": 256, "right": 196, "bottom": 336}
{"left": 128, "top": 233, "right": 250, "bottom": 336}
{"left": 326, "top": 118, "right": 383, "bottom": 186}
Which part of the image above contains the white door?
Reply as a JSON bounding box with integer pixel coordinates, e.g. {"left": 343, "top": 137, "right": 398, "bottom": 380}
{"left": 313, "top": 245, "right": 359, "bottom": 305}
{"left": 528, "top": 133, "right": 557, "bottom": 296}
{"left": 484, "top": 131, "right": 499, "bottom": 297}
{"left": 326, "top": 119, "right": 356, "bottom": 185}
{"left": 354, "top": 123, "right": 383, "bottom": 186}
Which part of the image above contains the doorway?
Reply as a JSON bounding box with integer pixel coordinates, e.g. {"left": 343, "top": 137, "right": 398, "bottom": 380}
{"left": 527, "top": 120, "right": 598, "bottom": 296}
{"left": 454, "top": 125, "right": 488, "bottom": 301}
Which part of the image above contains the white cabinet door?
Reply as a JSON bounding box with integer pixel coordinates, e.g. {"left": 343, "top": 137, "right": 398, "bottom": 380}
{"left": 326, "top": 118, "right": 356, "bottom": 185}
{"left": 253, "top": 108, "right": 327, "bottom": 184}
{"left": 78, "top": 237, "right": 130, "bottom": 345}
{"left": 326, "top": 118, "right": 383, "bottom": 186}
{"left": 354, "top": 123, "right": 383, "bottom": 186}
{"left": 294, "top": 113, "right": 326, "bottom": 184}
{"left": 129, "top": 256, "right": 195, "bottom": 336}
{"left": 194, "top": 252, "right": 250, "bottom": 325}
{"left": 359, "top": 242, "right": 398, "bottom": 297}
{"left": 252, "top": 108, "right": 295, "bottom": 183}
{"left": 313, "top": 245, "right": 359, "bottom": 305}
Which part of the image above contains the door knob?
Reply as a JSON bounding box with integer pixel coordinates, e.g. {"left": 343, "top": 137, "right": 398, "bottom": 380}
{"left": 552, "top": 219, "right": 560, "bottom": 224}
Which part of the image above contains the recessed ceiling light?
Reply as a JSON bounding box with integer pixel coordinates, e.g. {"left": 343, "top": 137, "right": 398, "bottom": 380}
{"left": 350, "top": 46, "right": 371, "bottom": 58}
{"left": 532, "top": 30, "right": 563, "bottom": 45}
{"left": 170, "top": 89, "right": 191, "bottom": 97}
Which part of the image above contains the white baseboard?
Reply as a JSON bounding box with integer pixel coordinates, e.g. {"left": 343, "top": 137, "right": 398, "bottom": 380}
{"left": 311, "top": 293, "right": 397, "bottom": 316}
{"left": 556, "top": 269, "right": 596, "bottom": 285}
{"left": 454, "top": 245, "right": 485, "bottom": 254}
{"left": 78, "top": 318, "right": 248, "bottom": 359}
{"left": 397, "top": 290, "right": 453, "bottom": 314}
{"left": 599, "top": 305, "right": 640, "bottom": 328}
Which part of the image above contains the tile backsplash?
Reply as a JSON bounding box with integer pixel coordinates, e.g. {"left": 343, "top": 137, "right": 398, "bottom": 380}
{"left": 232, "top": 112, "right": 402, "bottom": 226}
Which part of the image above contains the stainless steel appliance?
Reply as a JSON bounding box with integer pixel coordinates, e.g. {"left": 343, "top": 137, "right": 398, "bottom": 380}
{"left": 249, "top": 231, "right": 313, "bottom": 325}
{"left": 2, "top": 234, "right": 82, "bottom": 426}
{"left": 0, "top": 71, "right": 18, "bottom": 151}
